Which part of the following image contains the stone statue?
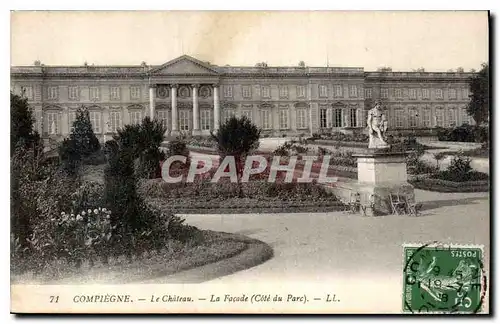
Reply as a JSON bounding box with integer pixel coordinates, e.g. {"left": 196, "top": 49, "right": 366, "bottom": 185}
{"left": 367, "top": 101, "right": 389, "bottom": 149}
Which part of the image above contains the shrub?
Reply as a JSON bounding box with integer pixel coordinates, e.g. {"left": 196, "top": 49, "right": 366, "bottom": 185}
{"left": 11, "top": 92, "right": 41, "bottom": 157}
{"left": 437, "top": 125, "right": 489, "bottom": 143}
{"left": 104, "top": 147, "right": 140, "bottom": 255}
{"left": 446, "top": 153, "right": 473, "bottom": 180}
{"left": 407, "top": 160, "right": 438, "bottom": 175}
{"left": 166, "top": 138, "right": 191, "bottom": 172}
{"left": 113, "top": 117, "right": 167, "bottom": 179}
{"left": 273, "top": 141, "right": 309, "bottom": 156}
{"left": 59, "top": 138, "right": 81, "bottom": 176}
{"left": 211, "top": 116, "right": 260, "bottom": 196}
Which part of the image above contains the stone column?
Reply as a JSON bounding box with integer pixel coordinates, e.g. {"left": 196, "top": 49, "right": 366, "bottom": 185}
{"left": 171, "top": 84, "right": 179, "bottom": 135}
{"left": 213, "top": 83, "right": 220, "bottom": 131}
{"left": 192, "top": 84, "right": 200, "bottom": 135}
{"left": 149, "top": 85, "right": 156, "bottom": 119}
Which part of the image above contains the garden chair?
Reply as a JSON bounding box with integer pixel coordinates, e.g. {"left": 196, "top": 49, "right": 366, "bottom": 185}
{"left": 347, "top": 192, "right": 361, "bottom": 214}
{"left": 389, "top": 193, "right": 407, "bottom": 216}
{"left": 405, "top": 196, "right": 423, "bottom": 217}
{"left": 360, "top": 194, "right": 376, "bottom": 217}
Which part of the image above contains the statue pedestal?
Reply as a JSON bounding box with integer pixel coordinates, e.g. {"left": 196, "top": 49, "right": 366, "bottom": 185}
{"left": 353, "top": 150, "right": 414, "bottom": 216}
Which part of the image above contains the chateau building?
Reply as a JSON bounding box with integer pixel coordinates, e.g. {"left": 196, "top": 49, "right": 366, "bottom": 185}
{"left": 10, "top": 55, "right": 475, "bottom": 141}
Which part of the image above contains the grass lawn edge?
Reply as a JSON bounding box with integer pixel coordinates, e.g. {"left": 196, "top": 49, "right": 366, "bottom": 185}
{"left": 137, "top": 231, "right": 274, "bottom": 284}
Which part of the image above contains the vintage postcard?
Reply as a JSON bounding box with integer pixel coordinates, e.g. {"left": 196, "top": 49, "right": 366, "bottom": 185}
{"left": 10, "top": 10, "right": 490, "bottom": 314}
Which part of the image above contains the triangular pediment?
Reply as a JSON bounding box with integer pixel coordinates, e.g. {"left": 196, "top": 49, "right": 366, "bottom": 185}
{"left": 150, "top": 55, "right": 219, "bottom": 75}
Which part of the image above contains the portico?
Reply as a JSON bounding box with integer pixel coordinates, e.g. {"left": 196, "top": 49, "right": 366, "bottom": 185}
{"left": 148, "top": 82, "right": 220, "bottom": 136}
{"left": 147, "top": 56, "right": 222, "bottom": 136}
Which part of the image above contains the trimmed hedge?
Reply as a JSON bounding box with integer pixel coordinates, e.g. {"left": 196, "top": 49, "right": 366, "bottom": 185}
{"left": 409, "top": 177, "right": 489, "bottom": 193}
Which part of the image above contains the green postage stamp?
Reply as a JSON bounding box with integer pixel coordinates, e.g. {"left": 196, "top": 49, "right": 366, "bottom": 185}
{"left": 403, "top": 242, "right": 487, "bottom": 314}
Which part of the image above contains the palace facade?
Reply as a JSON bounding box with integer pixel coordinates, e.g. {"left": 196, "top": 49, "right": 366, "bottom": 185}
{"left": 10, "top": 55, "right": 475, "bottom": 141}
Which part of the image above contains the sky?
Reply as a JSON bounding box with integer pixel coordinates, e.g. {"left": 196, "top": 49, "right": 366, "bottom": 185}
{"left": 10, "top": 11, "right": 489, "bottom": 71}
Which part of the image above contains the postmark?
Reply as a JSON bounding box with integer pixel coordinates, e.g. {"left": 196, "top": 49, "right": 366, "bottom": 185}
{"left": 403, "top": 242, "right": 486, "bottom": 314}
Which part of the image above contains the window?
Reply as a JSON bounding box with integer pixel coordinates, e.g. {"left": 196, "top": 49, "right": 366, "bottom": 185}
{"left": 46, "top": 112, "right": 59, "bottom": 135}
{"left": 422, "top": 88, "right": 430, "bottom": 99}
{"left": 279, "top": 109, "right": 289, "bottom": 129}
{"left": 35, "top": 111, "right": 43, "bottom": 134}
{"left": 320, "top": 108, "right": 328, "bottom": 128}
{"left": 381, "top": 88, "right": 389, "bottom": 99}
{"left": 89, "top": 86, "right": 100, "bottom": 101}
{"left": 279, "top": 85, "right": 289, "bottom": 98}
{"left": 462, "top": 88, "right": 469, "bottom": 100}
{"left": 48, "top": 86, "right": 58, "bottom": 100}
{"left": 409, "top": 88, "right": 417, "bottom": 100}
{"left": 89, "top": 111, "right": 101, "bottom": 133}
{"left": 223, "top": 85, "right": 233, "bottom": 98}
{"left": 394, "top": 109, "right": 404, "bottom": 128}
{"left": 261, "top": 110, "right": 271, "bottom": 130}
{"left": 296, "top": 108, "right": 307, "bottom": 129}
{"left": 179, "top": 110, "right": 190, "bottom": 131}
{"left": 109, "top": 111, "right": 122, "bottom": 133}
{"left": 222, "top": 109, "right": 234, "bottom": 124}
{"left": 241, "top": 110, "right": 252, "bottom": 122}
{"left": 333, "top": 108, "right": 342, "bottom": 127}
{"left": 200, "top": 110, "right": 212, "bottom": 130}
{"left": 242, "top": 85, "right": 252, "bottom": 98}
{"left": 110, "top": 86, "right": 121, "bottom": 100}
{"left": 449, "top": 88, "right": 457, "bottom": 100}
{"left": 68, "top": 111, "right": 77, "bottom": 133}
{"left": 435, "top": 89, "right": 443, "bottom": 100}
{"left": 447, "top": 108, "right": 456, "bottom": 127}
{"left": 21, "top": 86, "right": 33, "bottom": 100}
{"left": 461, "top": 108, "right": 471, "bottom": 125}
{"left": 319, "top": 85, "right": 328, "bottom": 98}
{"left": 68, "top": 86, "right": 79, "bottom": 100}
{"left": 156, "top": 110, "right": 169, "bottom": 130}
{"left": 130, "top": 86, "right": 141, "bottom": 100}
{"left": 409, "top": 107, "right": 419, "bottom": 128}
{"left": 261, "top": 85, "right": 271, "bottom": 98}
{"left": 334, "top": 85, "right": 343, "bottom": 98}
{"left": 297, "top": 85, "right": 306, "bottom": 98}
{"left": 129, "top": 111, "right": 142, "bottom": 125}
{"left": 349, "top": 109, "right": 357, "bottom": 127}
{"left": 435, "top": 108, "right": 445, "bottom": 127}
{"left": 395, "top": 88, "right": 403, "bottom": 99}
{"left": 349, "top": 85, "right": 358, "bottom": 98}
{"left": 422, "top": 108, "right": 431, "bottom": 127}
{"left": 364, "top": 88, "right": 372, "bottom": 99}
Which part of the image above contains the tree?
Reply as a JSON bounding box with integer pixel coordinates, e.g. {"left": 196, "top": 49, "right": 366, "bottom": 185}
{"left": 70, "top": 107, "right": 101, "bottom": 156}
{"left": 11, "top": 92, "right": 41, "bottom": 156}
{"left": 298, "top": 61, "right": 305, "bottom": 68}
{"left": 59, "top": 107, "right": 101, "bottom": 175}
{"left": 466, "top": 63, "right": 489, "bottom": 125}
{"left": 211, "top": 116, "right": 261, "bottom": 196}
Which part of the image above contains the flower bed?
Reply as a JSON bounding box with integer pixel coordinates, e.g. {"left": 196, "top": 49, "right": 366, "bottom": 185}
{"left": 12, "top": 229, "right": 249, "bottom": 284}
{"left": 138, "top": 178, "right": 346, "bottom": 213}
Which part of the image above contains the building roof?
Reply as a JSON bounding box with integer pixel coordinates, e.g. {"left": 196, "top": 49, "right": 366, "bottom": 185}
{"left": 10, "top": 54, "right": 474, "bottom": 80}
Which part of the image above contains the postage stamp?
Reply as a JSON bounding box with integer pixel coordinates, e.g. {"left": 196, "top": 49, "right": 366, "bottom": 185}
{"left": 403, "top": 242, "right": 487, "bottom": 314}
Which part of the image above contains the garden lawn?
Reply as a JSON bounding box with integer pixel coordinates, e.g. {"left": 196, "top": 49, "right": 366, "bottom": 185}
{"left": 11, "top": 230, "right": 248, "bottom": 285}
